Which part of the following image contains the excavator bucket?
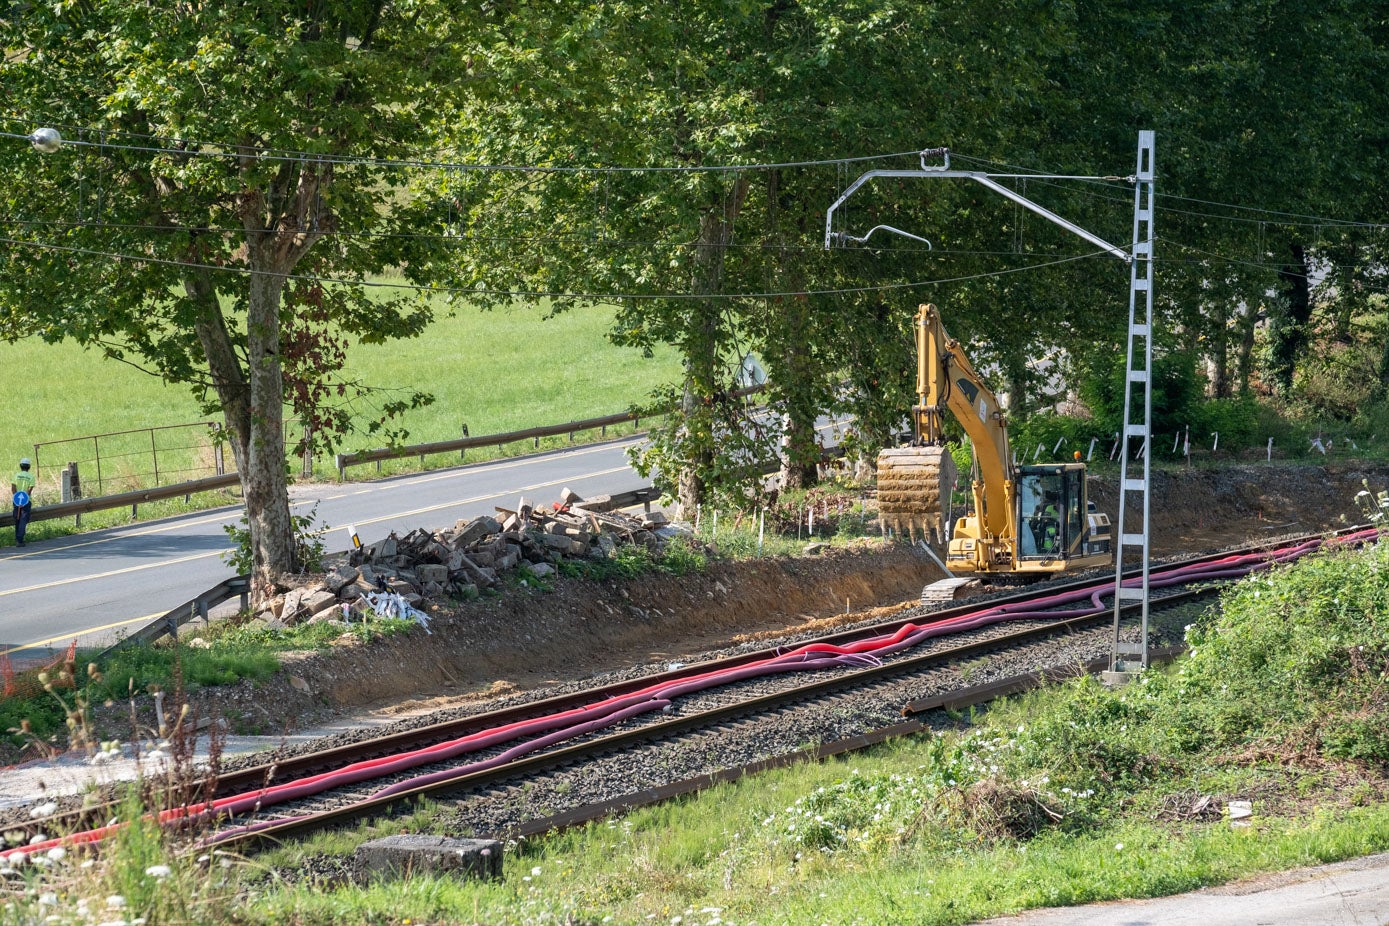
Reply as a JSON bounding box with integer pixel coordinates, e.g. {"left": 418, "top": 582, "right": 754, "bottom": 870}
{"left": 876, "top": 445, "right": 957, "bottom": 545}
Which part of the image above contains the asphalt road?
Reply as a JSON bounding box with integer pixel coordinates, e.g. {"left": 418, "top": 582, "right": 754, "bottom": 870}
{"left": 0, "top": 435, "right": 654, "bottom": 657}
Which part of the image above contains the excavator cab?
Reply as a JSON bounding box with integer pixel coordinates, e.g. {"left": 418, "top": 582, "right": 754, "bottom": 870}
{"left": 1015, "top": 464, "right": 1111, "bottom": 567}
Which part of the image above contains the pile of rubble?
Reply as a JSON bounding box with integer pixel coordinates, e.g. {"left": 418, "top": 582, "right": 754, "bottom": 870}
{"left": 259, "top": 488, "right": 686, "bottom": 626}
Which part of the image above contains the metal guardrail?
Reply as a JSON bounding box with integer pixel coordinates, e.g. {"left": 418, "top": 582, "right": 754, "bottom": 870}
{"left": 100, "top": 486, "right": 666, "bottom": 653}
{"left": 2, "top": 390, "right": 770, "bottom": 532}
{"left": 333, "top": 385, "right": 768, "bottom": 479}
{"left": 334, "top": 409, "right": 648, "bottom": 478}
{"left": 97, "top": 575, "right": 251, "bottom": 658}
{"left": 0, "top": 472, "right": 241, "bottom": 530}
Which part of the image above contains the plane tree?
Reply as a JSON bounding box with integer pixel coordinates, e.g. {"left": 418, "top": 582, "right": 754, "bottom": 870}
{"left": 431, "top": 0, "right": 1079, "bottom": 511}
{"left": 0, "top": 1, "right": 474, "bottom": 600}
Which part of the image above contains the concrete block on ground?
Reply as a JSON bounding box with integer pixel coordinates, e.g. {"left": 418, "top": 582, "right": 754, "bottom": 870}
{"left": 355, "top": 834, "right": 503, "bottom": 881}
{"left": 559, "top": 486, "right": 582, "bottom": 505}
{"left": 539, "top": 532, "right": 574, "bottom": 551}
{"left": 302, "top": 589, "right": 340, "bottom": 616}
{"left": 449, "top": 552, "right": 498, "bottom": 588}
{"left": 415, "top": 564, "right": 449, "bottom": 584}
{"left": 528, "top": 562, "right": 556, "bottom": 579}
{"left": 323, "top": 565, "right": 360, "bottom": 594}
{"left": 454, "top": 515, "right": 502, "bottom": 548}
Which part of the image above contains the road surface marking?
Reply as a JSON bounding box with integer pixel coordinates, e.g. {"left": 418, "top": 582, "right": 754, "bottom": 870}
{"left": 0, "top": 551, "right": 222, "bottom": 600}
{"left": 2, "top": 612, "right": 162, "bottom": 656}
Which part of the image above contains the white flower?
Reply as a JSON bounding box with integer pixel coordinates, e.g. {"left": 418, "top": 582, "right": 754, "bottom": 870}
{"left": 530, "top": 865, "right": 542, "bottom": 877}
{"left": 1115, "top": 842, "right": 1124, "bottom": 851}
{"left": 29, "top": 803, "right": 57, "bottom": 819}
{"left": 46, "top": 848, "right": 64, "bottom": 862}
{"left": 38, "top": 893, "right": 57, "bottom": 906}
{"left": 8, "top": 852, "right": 26, "bottom": 867}
{"left": 145, "top": 865, "right": 171, "bottom": 879}
{"left": 106, "top": 895, "right": 127, "bottom": 909}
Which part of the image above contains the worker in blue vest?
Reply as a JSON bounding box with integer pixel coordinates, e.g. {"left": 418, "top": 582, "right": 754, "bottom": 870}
{"left": 11, "top": 458, "right": 35, "bottom": 547}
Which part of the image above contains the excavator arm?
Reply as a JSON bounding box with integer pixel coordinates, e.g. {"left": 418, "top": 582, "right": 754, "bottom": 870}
{"left": 911, "top": 303, "right": 1015, "bottom": 543}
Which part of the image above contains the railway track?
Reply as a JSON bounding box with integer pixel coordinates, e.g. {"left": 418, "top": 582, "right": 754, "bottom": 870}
{"left": 11, "top": 526, "right": 1377, "bottom": 858}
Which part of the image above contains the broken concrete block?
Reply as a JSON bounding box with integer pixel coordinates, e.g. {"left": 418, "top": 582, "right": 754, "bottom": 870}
{"left": 573, "top": 493, "right": 614, "bottom": 512}
{"left": 323, "top": 565, "right": 359, "bottom": 594}
{"left": 415, "top": 564, "right": 449, "bottom": 584}
{"left": 539, "top": 532, "right": 574, "bottom": 551}
{"left": 355, "top": 835, "right": 503, "bottom": 881}
{"left": 559, "top": 486, "right": 583, "bottom": 505}
{"left": 454, "top": 516, "right": 502, "bottom": 548}
{"left": 450, "top": 553, "right": 498, "bottom": 588}
{"left": 279, "top": 589, "right": 309, "bottom": 622}
{"left": 303, "top": 589, "right": 340, "bottom": 617}
{"left": 528, "top": 562, "right": 556, "bottom": 579}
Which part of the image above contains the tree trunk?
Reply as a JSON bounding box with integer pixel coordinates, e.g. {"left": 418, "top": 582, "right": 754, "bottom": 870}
{"left": 1206, "top": 303, "right": 1231, "bottom": 398}
{"left": 1269, "top": 242, "right": 1312, "bottom": 394}
{"left": 241, "top": 265, "right": 297, "bottom": 600}
{"left": 1234, "top": 303, "right": 1259, "bottom": 395}
{"left": 676, "top": 179, "right": 750, "bottom": 515}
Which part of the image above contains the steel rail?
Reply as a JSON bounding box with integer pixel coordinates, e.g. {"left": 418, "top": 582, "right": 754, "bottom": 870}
{"left": 205, "top": 583, "right": 1218, "bottom": 849}
{"left": 17, "top": 527, "right": 1368, "bottom": 846}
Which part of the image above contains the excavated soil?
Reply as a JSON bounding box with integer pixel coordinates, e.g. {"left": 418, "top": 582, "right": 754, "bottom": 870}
{"left": 123, "top": 462, "right": 1389, "bottom": 739}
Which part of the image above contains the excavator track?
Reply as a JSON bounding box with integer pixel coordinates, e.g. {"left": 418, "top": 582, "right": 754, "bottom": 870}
{"left": 876, "top": 445, "right": 957, "bottom": 545}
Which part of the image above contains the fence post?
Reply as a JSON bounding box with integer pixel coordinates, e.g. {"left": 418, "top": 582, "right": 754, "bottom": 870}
{"left": 302, "top": 425, "right": 314, "bottom": 478}
{"left": 151, "top": 427, "right": 160, "bottom": 485}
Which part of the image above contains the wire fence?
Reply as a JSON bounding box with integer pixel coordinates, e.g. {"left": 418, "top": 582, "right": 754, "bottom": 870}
{"left": 28, "top": 420, "right": 314, "bottom": 504}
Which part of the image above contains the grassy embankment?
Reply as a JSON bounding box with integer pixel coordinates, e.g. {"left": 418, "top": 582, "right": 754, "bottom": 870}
{"left": 0, "top": 301, "right": 680, "bottom": 544}
{"left": 7, "top": 527, "right": 1388, "bottom": 925}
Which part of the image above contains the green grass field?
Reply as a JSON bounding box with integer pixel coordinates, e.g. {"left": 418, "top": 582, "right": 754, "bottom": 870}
{"left": 0, "top": 300, "right": 680, "bottom": 498}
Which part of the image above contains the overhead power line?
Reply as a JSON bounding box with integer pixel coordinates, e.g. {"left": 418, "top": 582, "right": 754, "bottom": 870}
{"left": 0, "top": 234, "right": 1116, "bottom": 302}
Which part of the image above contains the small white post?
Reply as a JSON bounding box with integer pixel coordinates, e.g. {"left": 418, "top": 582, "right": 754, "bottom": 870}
{"left": 1087, "top": 437, "right": 1098, "bottom": 460}
{"left": 1211, "top": 432, "right": 1219, "bottom": 452}
{"left": 1172, "top": 431, "right": 1181, "bottom": 454}
{"left": 1033, "top": 442, "right": 1044, "bottom": 461}
{"left": 1110, "top": 432, "right": 1121, "bottom": 460}
{"left": 759, "top": 509, "right": 765, "bottom": 553}
{"left": 695, "top": 504, "right": 702, "bottom": 534}
{"left": 808, "top": 506, "right": 814, "bottom": 536}
{"left": 1267, "top": 437, "right": 1274, "bottom": 461}
{"left": 712, "top": 510, "right": 719, "bottom": 537}
{"left": 1053, "top": 437, "right": 1065, "bottom": 455}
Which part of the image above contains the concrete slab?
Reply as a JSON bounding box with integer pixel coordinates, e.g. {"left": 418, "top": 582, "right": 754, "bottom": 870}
{"left": 356, "top": 834, "right": 503, "bottom": 880}
{"left": 974, "top": 851, "right": 1389, "bottom": 926}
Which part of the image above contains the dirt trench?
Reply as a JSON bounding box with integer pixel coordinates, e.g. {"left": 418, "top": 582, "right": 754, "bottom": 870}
{"left": 189, "top": 462, "right": 1389, "bottom": 735}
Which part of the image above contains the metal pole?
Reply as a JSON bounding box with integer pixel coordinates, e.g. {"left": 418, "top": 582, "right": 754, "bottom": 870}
{"left": 1108, "top": 130, "right": 1156, "bottom": 680}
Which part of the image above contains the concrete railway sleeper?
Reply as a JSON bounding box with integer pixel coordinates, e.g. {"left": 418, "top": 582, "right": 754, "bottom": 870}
{"left": 9, "top": 526, "right": 1380, "bottom": 859}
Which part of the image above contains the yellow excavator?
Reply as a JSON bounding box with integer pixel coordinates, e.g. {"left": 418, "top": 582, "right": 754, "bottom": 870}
{"left": 877, "top": 303, "right": 1112, "bottom": 595}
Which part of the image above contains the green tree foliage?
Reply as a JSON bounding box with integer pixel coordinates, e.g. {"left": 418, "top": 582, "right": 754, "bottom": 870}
{"left": 433, "top": 0, "right": 1087, "bottom": 511}
{"left": 0, "top": 1, "right": 466, "bottom": 598}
